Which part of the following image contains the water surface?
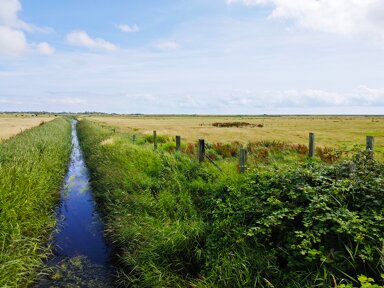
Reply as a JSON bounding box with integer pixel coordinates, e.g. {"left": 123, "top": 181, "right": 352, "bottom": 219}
{"left": 39, "top": 120, "right": 114, "bottom": 287}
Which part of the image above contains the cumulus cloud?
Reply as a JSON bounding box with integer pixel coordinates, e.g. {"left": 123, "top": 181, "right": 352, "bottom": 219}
{"left": 117, "top": 24, "right": 139, "bottom": 33}
{"left": 227, "top": 0, "right": 384, "bottom": 41}
{"left": 0, "top": 25, "right": 27, "bottom": 54}
{"left": 156, "top": 40, "right": 180, "bottom": 51}
{"left": 67, "top": 30, "right": 118, "bottom": 52}
{"left": 0, "top": 0, "right": 21, "bottom": 26}
{"left": 36, "top": 42, "right": 55, "bottom": 55}
{"left": 0, "top": 0, "right": 54, "bottom": 55}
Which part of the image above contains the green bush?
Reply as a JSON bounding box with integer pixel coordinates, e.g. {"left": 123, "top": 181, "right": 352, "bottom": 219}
{"left": 198, "top": 152, "right": 384, "bottom": 287}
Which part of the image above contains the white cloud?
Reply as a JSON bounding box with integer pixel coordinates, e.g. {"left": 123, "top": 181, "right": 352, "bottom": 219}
{"left": 0, "top": 0, "right": 54, "bottom": 55}
{"left": 0, "top": 0, "right": 50, "bottom": 32}
{"left": 0, "top": 0, "right": 20, "bottom": 25}
{"left": 117, "top": 24, "right": 139, "bottom": 33}
{"left": 36, "top": 42, "right": 55, "bottom": 55}
{"left": 156, "top": 40, "right": 180, "bottom": 51}
{"left": 0, "top": 25, "right": 27, "bottom": 54}
{"left": 67, "top": 30, "right": 118, "bottom": 52}
{"left": 227, "top": 0, "right": 384, "bottom": 41}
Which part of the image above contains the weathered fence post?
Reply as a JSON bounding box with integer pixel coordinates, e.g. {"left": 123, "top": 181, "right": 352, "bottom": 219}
{"left": 366, "top": 136, "right": 374, "bottom": 159}
{"left": 176, "top": 136, "right": 181, "bottom": 152}
{"left": 132, "top": 134, "right": 136, "bottom": 144}
{"left": 239, "top": 148, "right": 247, "bottom": 173}
{"left": 308, "top": 132, "right": 315, "bottom": 158}
{"left": 198, "top": 139, "right": 205, "bottom": 162}
{"left": 153, "top": 130, "right": 157, "bottom": 150}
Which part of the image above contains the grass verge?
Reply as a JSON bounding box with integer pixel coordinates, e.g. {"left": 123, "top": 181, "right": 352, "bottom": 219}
{"left": 0, "top": 118, "right": 72, "bottom": 287}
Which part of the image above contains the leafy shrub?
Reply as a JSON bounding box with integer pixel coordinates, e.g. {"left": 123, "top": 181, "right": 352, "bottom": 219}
{"left": 199, "top": 152, "right": 384, "bottom": 287}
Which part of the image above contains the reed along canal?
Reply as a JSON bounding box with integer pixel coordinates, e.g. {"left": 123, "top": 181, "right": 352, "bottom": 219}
{"left": 39, "top": 120, "right": 114, "bottom": 287}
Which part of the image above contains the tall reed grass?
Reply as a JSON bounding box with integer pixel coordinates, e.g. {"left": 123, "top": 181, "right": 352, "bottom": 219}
{"left": 0, "top": 118, "right": 72, "bottom": 287}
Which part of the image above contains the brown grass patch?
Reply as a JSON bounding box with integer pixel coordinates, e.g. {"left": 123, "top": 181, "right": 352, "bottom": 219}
{"left": 0, "top": 114, "right": 56, "bottom": 141}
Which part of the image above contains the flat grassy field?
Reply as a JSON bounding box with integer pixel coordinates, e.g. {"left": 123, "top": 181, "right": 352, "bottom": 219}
{"left": 88, "top": 115, "right": 384, "bottom": 156}
{"left": 0, "top": 114, "right": 56, "bottom": 141}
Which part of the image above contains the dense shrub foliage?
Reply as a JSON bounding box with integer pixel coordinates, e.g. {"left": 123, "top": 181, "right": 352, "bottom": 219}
{"left": 78, "top": 120, "right": 383, "bottom": 287}
{"left": 198, "top": 153, "right": 384, "bottom": 287}
{"left": 0, "top": 118, "right": 72, "bottom": 287}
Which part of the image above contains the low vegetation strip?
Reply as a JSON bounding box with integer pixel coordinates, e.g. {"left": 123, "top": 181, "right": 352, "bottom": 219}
{"left": 0, "top": 118, "right": 72, "bottom": 287}
{"left": 78, "top": 119, "right": 384, "bottom": 287}
{"left": 212, "top": 122, "right": 263, "bottom": 128}
{"left": 78, "top": 120, "right": 206, "bottom": 287}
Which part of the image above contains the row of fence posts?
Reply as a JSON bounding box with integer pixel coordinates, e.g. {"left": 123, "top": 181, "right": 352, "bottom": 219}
{"left": 132, "top": 131, "right": 376, "bottom": 174}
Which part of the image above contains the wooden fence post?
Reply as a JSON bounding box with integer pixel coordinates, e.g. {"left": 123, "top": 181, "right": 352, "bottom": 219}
{"left": 239, "top": 148, "right": 247, "bottom": 173}
{"left": 308, "top": 132, "right": 315, "bottom": 158}
{"left": 198, "top": 139, "right": 205, "bottom": 162}
{"left": 132, "top": 134, "right": 136, "bottom": 144}
{"left": 176, "top": 136, "right": 181, "bottom": 152}
{"left": 366, "top": 136, "right": 374, "bottom": 159}
{"left": 153, "top": 130, "right": 157, "bottom": 150}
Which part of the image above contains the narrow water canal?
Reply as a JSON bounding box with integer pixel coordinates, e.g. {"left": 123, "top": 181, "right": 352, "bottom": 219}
{"left": 39, "top": 120, "right": 114, "bottom": 287}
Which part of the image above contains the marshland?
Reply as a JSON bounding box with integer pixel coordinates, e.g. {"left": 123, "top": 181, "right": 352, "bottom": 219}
{"left": 1, "top": 114, "right": 383, "bottom": 287}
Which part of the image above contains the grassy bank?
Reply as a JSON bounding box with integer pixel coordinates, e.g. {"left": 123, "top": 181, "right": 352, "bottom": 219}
{"left": 0, "top": 118, "right": 72, "bottom": 287}
{"left": 78, "top": 120, "right": 209, "bottom": 287}
{"left": 78, "top": 120, "right": 384, "bottom": 287}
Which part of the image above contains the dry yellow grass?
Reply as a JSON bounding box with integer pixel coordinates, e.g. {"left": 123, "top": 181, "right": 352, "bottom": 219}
{"left": 89, "top": 115, "right": 384, "bottom": 156}
{"left": 0, "top": 114, "right": 56, "bottom": 141}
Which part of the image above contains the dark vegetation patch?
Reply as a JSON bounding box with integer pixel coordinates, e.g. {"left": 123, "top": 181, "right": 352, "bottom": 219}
{"left": 212, "top": 121, "right": 263, "bottom": 128}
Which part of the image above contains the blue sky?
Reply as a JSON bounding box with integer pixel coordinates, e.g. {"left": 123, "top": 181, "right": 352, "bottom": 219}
{"left": 0, "top": 0, "right": 384, "bottom": 114}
